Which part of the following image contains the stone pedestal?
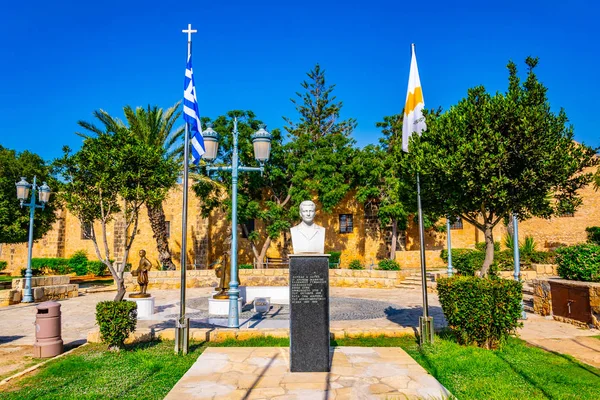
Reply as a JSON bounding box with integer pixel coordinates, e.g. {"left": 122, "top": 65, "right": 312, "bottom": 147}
{"left": 130, "top": 296, "right": 155, "bottom": 319}
{"left": 289, "top": 254, "right": 330, "bottom": 372}
{"left": 208, "top": 297, "right": 244, "bottom": 316}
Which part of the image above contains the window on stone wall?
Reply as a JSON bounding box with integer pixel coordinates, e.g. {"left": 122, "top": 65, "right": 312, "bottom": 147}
{"left": 165, "top": 221, "right": 171, "bottom": 238}
{"left": 241, "top": 219, "right": 255, "bottom": 239}
{"left": 339, "top": 214, "right": 354, "bottom": 234}
{"left": 81, "top": 222, "right": 93, "bottom": 240}
{"left": 450, "top": 217, "right": 463, "bottom": 230}
{"left": 559, "top": 211, "right": 575, "bottom": 217}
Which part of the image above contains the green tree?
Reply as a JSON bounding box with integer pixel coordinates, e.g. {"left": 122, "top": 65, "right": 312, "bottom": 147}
{"left": 122, "top": 103, "right": 184, "bottom": 270}
{"left": 354, "top": 114, "right": 411, "bottom": 258}
{"left": 0, "top": 146, "right": 57, "bottom": 244}
{"left": 411, "top": 57, "right": 597, "bottom": 276}
{"left": 56, "top": 114, "right": 178, "bottom": 300}
{"left": 194, "top": 110, "right": 290, "bottom": 269}
{"left": 195, "top": 65, "right": 358, "bottom": 267}
{"left": 284, "top": 64, "right": 358, "bottom": 212}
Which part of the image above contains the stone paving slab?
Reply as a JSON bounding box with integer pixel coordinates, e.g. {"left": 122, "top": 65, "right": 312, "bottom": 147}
{"left": 165, "top": 347, "right": 451, "bottom": 400}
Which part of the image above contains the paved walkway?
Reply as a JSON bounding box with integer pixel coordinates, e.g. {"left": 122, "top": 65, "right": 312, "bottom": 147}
{"left": 165, "top": 347, "right": 451, "bottom": 400}
{"left": 1, "top": 286, "right": 599, "bottom": 370}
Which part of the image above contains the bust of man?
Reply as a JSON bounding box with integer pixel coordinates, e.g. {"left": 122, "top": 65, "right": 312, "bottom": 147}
{"left": 290, "top": 200, "right": 325, "bottom": 254}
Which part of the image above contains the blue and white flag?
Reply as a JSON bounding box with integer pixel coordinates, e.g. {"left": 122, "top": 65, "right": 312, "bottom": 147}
{"left": 183, "top": 53, "right": 205, "bottom": 163}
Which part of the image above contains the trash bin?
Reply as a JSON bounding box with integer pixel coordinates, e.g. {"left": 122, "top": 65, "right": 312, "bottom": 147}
{"left": 33, "top": 301, "right": 63, "bottom": 358}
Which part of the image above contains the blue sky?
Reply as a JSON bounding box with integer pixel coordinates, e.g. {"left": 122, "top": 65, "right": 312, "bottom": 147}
{"left": 1, "top": 0, "right": 598, "bottom": 161}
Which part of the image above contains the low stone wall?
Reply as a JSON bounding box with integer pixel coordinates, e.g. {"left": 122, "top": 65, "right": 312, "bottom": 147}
{"left": 531, "top": 279, "right": 552, "bottom": 316}
{"left": 531, "top": 278, "right": 600, "bottom": 329}
{"left": 0, "top": 289, "right": 21, "bottom": 306}
{"left": 124, "top": 269, "right": 408, "bottom": 291}
{"left": 12, "top": 275, "right": 70, "bottom": 290}
{"left": 496, "top": 264, "right": 558, "bottom": 281}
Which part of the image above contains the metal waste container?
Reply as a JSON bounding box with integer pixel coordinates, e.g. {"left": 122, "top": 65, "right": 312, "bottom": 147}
{"left": 33, "top": 301, "right": 63, "bottom": 358}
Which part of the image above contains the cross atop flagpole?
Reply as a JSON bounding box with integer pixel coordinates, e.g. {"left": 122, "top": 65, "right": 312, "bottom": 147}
{"left": 175, "top": 23, "right": 199, "bottom": 356}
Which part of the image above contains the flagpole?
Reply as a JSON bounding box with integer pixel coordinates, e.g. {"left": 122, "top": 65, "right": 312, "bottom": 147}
{"left": 175, "top": 23, "right": 197, "bottom": 355}
{"left": 408, "top": 43, "right": 433, "bottom": 345}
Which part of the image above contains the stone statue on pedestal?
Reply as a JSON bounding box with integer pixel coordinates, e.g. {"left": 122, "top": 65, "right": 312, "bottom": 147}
{"left": 290, "top": 200, "right": 325, "bottom": 254}
{"left": 130, "top": 249, "right": 152, "bottom": 298}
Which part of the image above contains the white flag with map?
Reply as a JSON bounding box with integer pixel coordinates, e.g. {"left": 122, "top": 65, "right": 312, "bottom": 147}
{"left": 401, "top": 44, "right": 426, "bottom": 152}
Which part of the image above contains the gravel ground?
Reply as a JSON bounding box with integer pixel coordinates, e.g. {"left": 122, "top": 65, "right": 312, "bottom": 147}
{"left": 170, "top": 297, "right": 406, "bottom": 321}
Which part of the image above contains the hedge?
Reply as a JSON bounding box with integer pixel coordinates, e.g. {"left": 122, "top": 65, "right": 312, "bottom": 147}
{"left": 95, "top": 300, "right": 137, "bottom": 349}
{"left": 0, "top": 261, "right": 7, "bottom": 272}
{"left": 378, "top": 259, "right": 400, "bottom": 271}
{"left": 556, "top": 244, "right": 600, "bottom": 282}
{"left": 87, "top": 261, "right": 108, "bottom": 277}
{"left": 440, "top": 248, "right": 556, "bottom": 275}
{"left": 586, "top": 227, "right": 600, "bottom": 245}
{"left": 437, "top": 276, "right": 523, "bottom": 348}
{"left": 349, "top": 259, "right": 364, "bottom": 270}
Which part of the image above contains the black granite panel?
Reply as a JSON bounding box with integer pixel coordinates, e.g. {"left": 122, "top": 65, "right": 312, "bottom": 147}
{"left": 289, "top": 255, "right": 330, "bottom": 372}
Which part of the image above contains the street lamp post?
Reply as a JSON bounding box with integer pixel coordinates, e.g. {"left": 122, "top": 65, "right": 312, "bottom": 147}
{"left": 202, "top": 117, "right": 271, "bottom": 328}
{"left": 15, "top": 176, "right": 51, "bottom": 303}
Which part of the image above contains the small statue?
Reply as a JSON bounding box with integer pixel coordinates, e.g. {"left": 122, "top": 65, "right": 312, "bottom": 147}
{"left": 130, "top": 249, "right": 152, "bottom": 298}
{"left": 213, "top": 227, "right": 240, "bottom": 299}
{"left": 290, "top": 200, "right": 326, "bottom": 254}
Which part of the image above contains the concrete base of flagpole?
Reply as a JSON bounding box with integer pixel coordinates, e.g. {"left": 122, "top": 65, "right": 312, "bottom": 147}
{"left": 419, "top": 316, "right": 434, "bottom": 345}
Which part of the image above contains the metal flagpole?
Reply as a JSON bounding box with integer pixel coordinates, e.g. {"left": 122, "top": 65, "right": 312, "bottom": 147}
{"left": 512, "top": 213, "right": 527, "bottom": 320}
{"left": 416, "top": 173, "right": 433, "bottom": 344}
{"left": 175, "top": 23, "right": 197, "bottom": 355}
{"left": 446, "top": 217, "right": 453, "bottom": 277}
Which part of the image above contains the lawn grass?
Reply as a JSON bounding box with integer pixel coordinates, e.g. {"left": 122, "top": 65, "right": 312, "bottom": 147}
{"left": 0, "top": 275, "right": 19, "bottom": 282}
{"left": 3, "top": 335, "right": 600, "bottom": 399}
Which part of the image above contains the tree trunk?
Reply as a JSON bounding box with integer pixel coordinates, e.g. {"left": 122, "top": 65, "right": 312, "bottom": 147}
{"left": 113, "top": 276, "right": 126, "bottom": 301}
{"left": 480, "top": 222, "right": 495, "bottom": 277}
{"left": 146, "top": 203, "right": 176, "bottom": 270}
{"left": 257, "top": 237, "right": 272, "bottom": 270}
{"left": 390, "top": 219, "right": 398, "bottom": 260}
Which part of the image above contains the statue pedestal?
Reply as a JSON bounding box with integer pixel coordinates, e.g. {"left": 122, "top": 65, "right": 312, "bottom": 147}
{"left": 208, "top": 297, "right": 244, "bottom": 316}
{"left": 289, "top": 254, "right": 330, "bottom": 372}
{"left": 129, "top": 296, "right": 155, "bottom": 319}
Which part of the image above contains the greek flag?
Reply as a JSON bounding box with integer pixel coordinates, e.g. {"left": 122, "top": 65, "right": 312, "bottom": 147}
{"left": 183, "top": 53, "right": 205, "bottom": 163}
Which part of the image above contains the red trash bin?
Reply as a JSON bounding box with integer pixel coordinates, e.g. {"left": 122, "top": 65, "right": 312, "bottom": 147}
{"left": 33, "top": 301, "right": 63, "bottom": 358}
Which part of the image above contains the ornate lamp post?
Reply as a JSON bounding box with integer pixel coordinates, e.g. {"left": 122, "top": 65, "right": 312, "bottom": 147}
{"left": 203, "top": 118, "right": 271, "bottom": 328}
{"left": 15, "top": 176, "right": 51, "bottom": 303}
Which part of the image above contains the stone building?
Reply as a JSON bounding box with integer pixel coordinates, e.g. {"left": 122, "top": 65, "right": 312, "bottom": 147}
{"left": 2, "top": 172, "right": 600, "bottom": 275}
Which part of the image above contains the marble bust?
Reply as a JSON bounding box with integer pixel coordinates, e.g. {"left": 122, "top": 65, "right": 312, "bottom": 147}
{"left": 290, "top": 200, "right": 325, "bottom": 254}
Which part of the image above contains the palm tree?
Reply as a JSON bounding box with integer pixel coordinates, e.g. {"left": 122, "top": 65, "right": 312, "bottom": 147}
{"left": 123, "top": 103, "right": 184, "bottom": 270}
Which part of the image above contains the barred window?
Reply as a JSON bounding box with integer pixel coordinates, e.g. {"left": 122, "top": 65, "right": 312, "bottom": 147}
{"left": 450, "top": 217, "right": 463, "bottom": 230}
{"left": 81, "top": 222, "right": 93, "bottom": 240}
{"left": 559, "top": 211, "right": 574, "bottom": 218}
{"left": 339, "top": 214, "right": 354, "bottom": 234}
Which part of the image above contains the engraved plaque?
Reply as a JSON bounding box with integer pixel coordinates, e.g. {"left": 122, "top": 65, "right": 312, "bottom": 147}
{"left": 289, "top": 254, "right": 330, "bottom": 372}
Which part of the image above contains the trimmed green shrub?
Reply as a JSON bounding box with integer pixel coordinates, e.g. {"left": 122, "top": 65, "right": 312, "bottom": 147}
{"left": 528, "top": 250, "right": 556, "bottom": 264}
{"left": 452, "top": 250, "right": 485, "bottom": 276}
{"left": 21, "top": 266, "right": 43, "bottom": 276}
{"left": 349, "top": 259, "right": 363, "bottom": 270}
{"left": 30, "top": 258, "right": 71, "bottom": 275}
{"left": 475, "top": 242, "right": 500, "bottom": 252}
{"left": 378, "top": 259, "right": 400, "bottom": 271}
{"left": 87, "top": 261, "right": 108, "bottom": 277}
{"left": 556, "top": 244, "right": 600, "bottom": 282}
{"left": 0, "top": 261, "right": 7, "bottom": 272}
{"left": 68, "top": 250, "right": 89, "bottom": 276}
{"left": 437, "top": 276, "right": 523, "bottom": 348}
{"left": 239, "top": 264, "right": 253, "bottom": 269}
{"left": 586, "top": 227, "right": 600, "bottom": 245}
{"left": 328, "top": 251, "right": 342, "bottom": 269}
{"left": 95, "top": 300, "right": 137, "bottom": 349}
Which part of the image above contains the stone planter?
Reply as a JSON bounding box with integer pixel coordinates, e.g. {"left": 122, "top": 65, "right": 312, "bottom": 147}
{"left": 532, "top": 278, "right": 600, "bottom": 329}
